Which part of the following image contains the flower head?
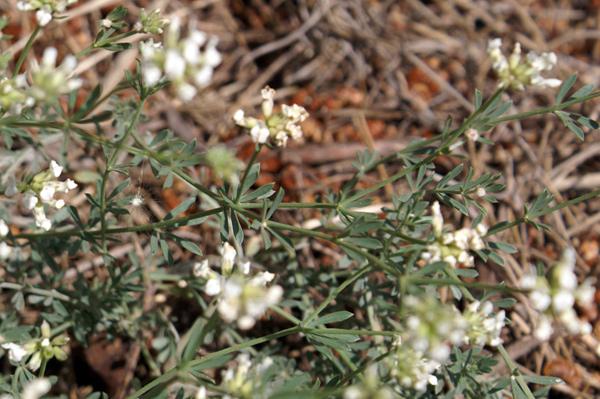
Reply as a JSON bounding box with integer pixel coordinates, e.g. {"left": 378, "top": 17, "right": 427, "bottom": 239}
{"left": 487, "top": 38, "right": 562, "bottom": 91}
{"left": 234, "top": 86, "right": 309, "bottom": 147}
{"left": 520, "top": 248, "right": 596, "bottom": 340}
{"left": 139, "top": 17, "right": 221, "bottom": 100}
{"left": 17, "top": 0, "right": 77, "bottom": 26}
{"left": 29, "top": 47, "right": 82, "bottom": 102}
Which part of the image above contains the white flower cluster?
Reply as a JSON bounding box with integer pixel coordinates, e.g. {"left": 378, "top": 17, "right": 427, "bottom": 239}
{"left": 29, "top": 47, "right": 81, "bottom": 103}
{"left": 139, "top": 17, "right": 222, "bottom": 101}
{"left": 0, "top": 73, "right": 34, "bottom": 115}
{"left": 421, "top": 201, "right": 487, "bottom": 268}
{"left": 1, "top": 320, "right": 69, "bottom": 372}
{"left": 17, "top": 0, "right": 77, "bottom": 26}
{"left": 0, "top": 378, "right": 51, "bottom": 399}
{"left": 462, "top": 300, "right": 506, "bottom": 347}
{"left": 385, "top": 296, "right": 505, "bottom": 392}
{"left": 0, "top": 47, "right": 81, "bottom": 115}
{"left": 195, "top": 354, "right": 276, "bottom": 399}
{"left": 233, "top": 86, "right": 309, "bottom": 147}
{"left": 134, "top": 8, "right": 169, "bottom": 35}
{"left": 193, "top": 243, "right": 283, "bottom": 330}
{"left": 5, "top": 160, "right": 77, "bottom": 231}
{"left": 344, "top": 365, "right": 394, "bottom": 399}
{"left": 487, "top": 38, "right": 562, "bottom": 91}
{"left": 520, "top": 248, "right": 595, "bottom": 341}
{"left": 385, "top": 335, "right": 442, "bottom": 392}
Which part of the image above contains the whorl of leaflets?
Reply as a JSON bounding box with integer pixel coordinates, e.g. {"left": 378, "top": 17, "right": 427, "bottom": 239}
{"left": 193, "top": 243, "right": 283, "bottom": 330}
{"left": 233, "top": 86, "right": 309, "bottom": 147}
{"left": 139, "top": 17, "right": 222, "bottom": 101}
{"left": 520, "top": 248, "right": 596, "bottom": 341}
{"left": 17, "top": 0, "right": 77, "bottom": 26}
{"left": 421, "top": 201, "right": 487, "bottom": 268}
{"left": 5, "top": 160, "right": 77, "bottom": 231}
{"left": 487, "top": 38, "right": 562, "bottom": 91}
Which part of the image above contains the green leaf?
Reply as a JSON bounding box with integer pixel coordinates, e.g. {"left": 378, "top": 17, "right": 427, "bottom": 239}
{"left": 240, "top": 183, "right": 275, "bottom": 202}
{"left": 107, "top": 178, "right": 131, "bottom": 201}
{"left": 267, "top": 188, "right": 285, "bottom": 220}
{"left": 150, "top": 130, "right": 170, "bottom": 147}
{"left": 556, "top": 72, "right": 578, "bottom": 104}
{"left": 487, "top": 100, "right": 513, "bottom": 120}
{"left": 231, "top": 210, "right": 244, "bottom": 245}
{"left": 492, "top": 298, "right": 516, "bottom": 308}
{"left": 437, "top": 164, "right": 463, "bottom": 189}
{"left": 239, "top": 163, "right": 261, "bottom": 198}
{"left": 567, "top": 83, "right": 594, "bottom": 101}
{"left": 72, "top": 84, "right": 102, "bottom": 120}
{"left": 568, "top": 113, "right": 599, "bottom": 130}
{"left": 350, "top": 220, "right": 385, "bottom": 235}
{"left": 312, "top": 334, "right": 351, "bottom": 351}
{"left": 163, "top": 197, "right": 195, "bottom": 221}
{"left": 344, "top": 237, "right": 382, "bottom": 249}
{"left": 160, "top": 235, "right": 173, "bottom": 266}
{"left": 487, "top": 241, "right": 517, "bottom": 254}
{"left": 474, "top": 89, "right": 482, "bottom": 110}
{"left": 266, "top": 226, "right": 295, "bottom": 252}
{"left": 182, "top": 314, "right": 218, "bottom": 363}
{"left": 486, "top": 250, "right": 505, "bottom": 266}
{"left": 189, "top": 354, "right": 234, "bottom": 372}
{"left": 180, "top": 240, "right": 203, "bottom": 256}
{"left": 527, "top": 189, "right": 554, "bottom": 216}
{"left": 555, "top": 111, "right": 584, "bottom": 140}
{"left": 306, "top": 311, "right": 354, "bottom": 327}
{"left": 521, "top": 375, "right": 564, "bottom": 386}
{"left": 260, "top": 226, "right": 272, "bottom": 249}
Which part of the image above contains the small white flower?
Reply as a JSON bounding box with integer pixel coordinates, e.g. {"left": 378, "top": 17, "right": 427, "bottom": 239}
{"left": 33, "top": 206, "right": 52, "bottom": 231}
{"left": 465, "top": 128, "right": 479, "bottom": 142}
{"left": 205, "top": 277, "right": 223, "bottom": 296}
{"left": 0, "top": 242, "right": 11, "bottom": 259}
{"left": 250, "top": 123, "right": 270, "bottom": 144}
{"left": 5, "top": 177, "right": 19, "bottom": 197}
{"left": 22, "top": 190, "right": 38, "bottom": 210}
{"left": 2, "top": 342, "right": 28, "bottom": 362}
{"left": 39, "top": 183, "right": 56, "bottom": 203}
{"left": 220, "top": 242, "right": 236, "bottom": 276}
{"left": 49, "top": 160, "right": 62, "bottom": 178}
{"left": 21, "top": 379, "right": 51, "bottom": 399}
{"left": 36, "top": 5, "right": 53, "bottom": 26}
{"left": 0, "top": 219, "right": 8, "bottom": 237}
{"left": 431, "top": 201, "right": 443, "bottom": 237}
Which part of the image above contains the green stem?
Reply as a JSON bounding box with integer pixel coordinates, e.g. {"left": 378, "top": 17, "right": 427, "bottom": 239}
{"left": 489, "top": 91, "right": 600, "bottom": 125}
{"left": 12, "top": 207, "right": 223, "bottom": 240}
{"left": 497, "top": 344, "right": 536, "bottom": 399}
{"left": 442, "top": 267, "right": 474, "bottom": 301}
{"left": 13, "top": 24, "right": 41, "bottom": 78}
{"left": 269, "top": 305, "right": 302, "bottom": 325}
{"left": 99, "top": 94, "right": 148, "bottom": 252}
{"left": 126, "top": 327, "right": 302, "bottom": 399}
{"left": 486, "top": 187, "right": 600, "bottom": 237}
{"left": 125, "top": 366, "right": 179, "bottom": 399}
{"left": 235, "top": 144, "right": 262, "bottom": 204}
{"left": 304, "top": 328, "right": 396, "bottom": 337}
{"left": 38, "top": 358, "right": 48, "bottom": 378}
{"left": 263, "top": 219, "right": 400, "bottom": 277}
{"left": 302, "top": 265, "right": 370, "bottom": 327}
{"left": 0, "top": 282, "right": 73, "bottom": 301}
